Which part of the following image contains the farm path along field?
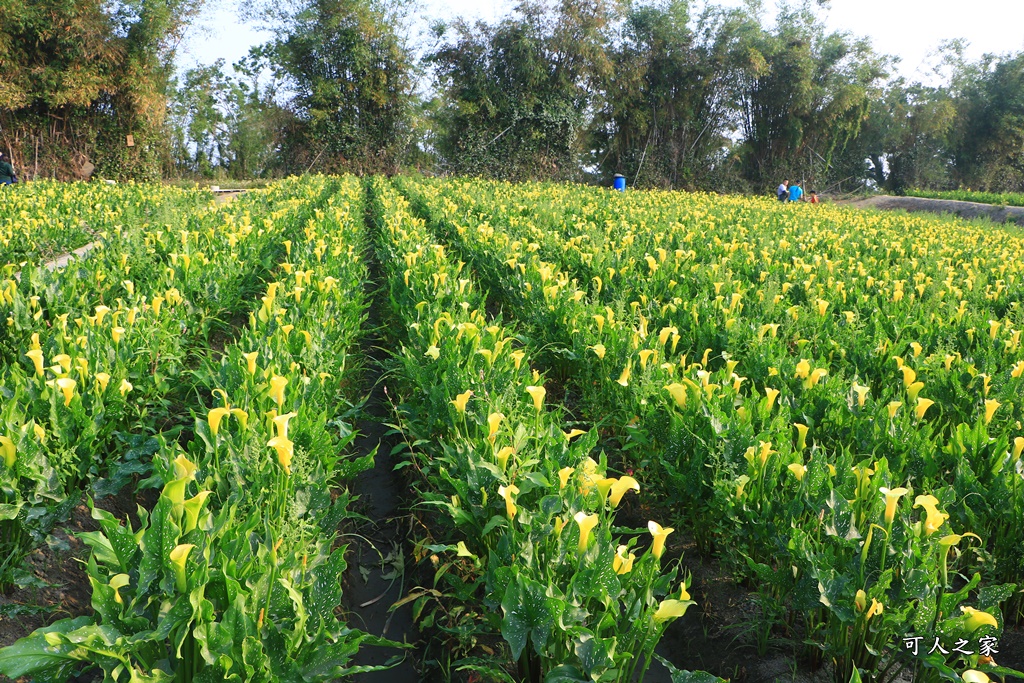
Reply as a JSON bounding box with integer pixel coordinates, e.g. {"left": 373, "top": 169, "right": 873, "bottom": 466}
{"left": 843, "top": 195, "right": 1024, "bottom": 226}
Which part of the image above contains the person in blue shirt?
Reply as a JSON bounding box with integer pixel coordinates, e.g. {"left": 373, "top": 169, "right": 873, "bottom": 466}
{"left": 788, "top": 182, "right": 803, "bottom": 202}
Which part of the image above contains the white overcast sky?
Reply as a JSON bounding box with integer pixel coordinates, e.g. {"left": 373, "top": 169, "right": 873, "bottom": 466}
{"left": 179, "top": 0, "right": 1024, "bottom": 84}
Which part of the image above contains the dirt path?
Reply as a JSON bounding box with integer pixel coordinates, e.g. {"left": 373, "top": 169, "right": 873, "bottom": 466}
{"left": 340, "top": 200, "right": 419, "bottom": 681}
{"left": 13, "top": 241, "right": 99, "bottom": 281}
{"left": 841, "top": 195, "right": 1024, "bottom": 225}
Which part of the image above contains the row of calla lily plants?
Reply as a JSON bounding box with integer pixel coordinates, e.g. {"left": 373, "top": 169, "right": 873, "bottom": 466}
{"left": 0, "top": 176, "right": 395, "bottom": 682}
{"left": 0, "top": 180, "right": 209, "bottom": 263}
{"left": 0, "top": 177, "right": 338, "bottom": 591}
{"left": 369, "top": 177, "right": 714, "bottom": 683}
{"left": 397, "top": 176, "right": 1024, "bottom": 683}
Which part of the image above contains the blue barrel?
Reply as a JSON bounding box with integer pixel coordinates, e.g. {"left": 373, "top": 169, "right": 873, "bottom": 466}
{"left": 613, "top": 174, "right": 626, "bottom": 192}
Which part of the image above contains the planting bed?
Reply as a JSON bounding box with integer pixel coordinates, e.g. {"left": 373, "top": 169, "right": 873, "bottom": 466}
{"left": 0, "top": 178, "right": 1021, "bottom": 683}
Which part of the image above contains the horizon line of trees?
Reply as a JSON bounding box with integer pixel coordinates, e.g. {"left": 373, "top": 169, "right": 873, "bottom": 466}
{"left": 3, "top": 0, "right": 1024, "bottom": 194}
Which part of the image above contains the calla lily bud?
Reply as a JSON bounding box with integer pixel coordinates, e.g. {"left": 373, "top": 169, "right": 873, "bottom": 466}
{"left": 169, "top": 544, "right": 194, "bottom": 593}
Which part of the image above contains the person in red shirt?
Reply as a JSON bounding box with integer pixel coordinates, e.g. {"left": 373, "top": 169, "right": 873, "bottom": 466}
{"left": 808, "top": 191, "right": 820, "bottom": 204}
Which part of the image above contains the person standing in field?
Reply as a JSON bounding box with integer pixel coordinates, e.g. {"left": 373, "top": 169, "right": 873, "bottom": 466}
{"left": 0, "top": 154, "right": 16, "bottom": 185}
{"left": 777, "top": 180, "right": 789, "bottom": 202}
{"left": 788, "top": 182, "right": 803, "bottom": 202}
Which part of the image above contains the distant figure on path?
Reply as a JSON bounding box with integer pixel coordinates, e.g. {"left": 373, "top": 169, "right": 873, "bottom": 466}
{"left": 0, "top": 154, "right": 16, "bottom": 185}
{"left": 788, "top": 182, "right": 803, "bottom": 202}
{"left": 777, "top": 180, "right": 789, "bottom": 202}
{"left": 809, "top": 191, "right": 819, "bottom": 204}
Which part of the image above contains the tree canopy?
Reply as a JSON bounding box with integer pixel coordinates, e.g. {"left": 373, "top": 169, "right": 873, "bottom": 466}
{"left": 6, "top": 0, "right": 1024, "bottom": 193}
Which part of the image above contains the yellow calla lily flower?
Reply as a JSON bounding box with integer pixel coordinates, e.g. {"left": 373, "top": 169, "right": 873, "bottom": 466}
{"left": 55, "top": 377, "right": 76, "bottom": 406}
{"left": 525, "top": 385, "right": 545, "bottom": 412}
{"left": 119, "top": 379, "right": 133, "bottom": 396}
{"left": 230, "top": 408, "right": 249, "bottom": 430}
{"left": 612, "top": 545, "right": 636, "bottom": 574}
{"left": 110, "top": 573, "right": 130, "bottom": 605}
{"left": 451, "top": 390, "right": 472, "bottom": 414}
{"left": 25, "top": 349, "right": 44, "bottom": 377}
{"left": 495, "top": 446, "right": 514, "bottom": 471}
{"left": 273, "top": 412, "right": 297, "bottom": 440}
{"left": 169, "top": 544, "right": 194, "bottom": 593}
{"left": 173, "top": 454, "right": 197, "bottom": 481}
{"left": 208, "top": 407, "right": 229, "bottom": 436}
{"left": 0, "top": 436, "right": 15, "bottom": 468}
{"left": 915, "top": 397, "right": 934, "bottom": 420}
{"left": 498, "top": 484, "right": 519, "bottom": 519}
{"left": 794, "top": 423, "right": 809, "bottom": 450}
{"left": 794, "top": 359, "right": 810, "bottom": 379}
{"left": 879, "top": 487, "right": 908, "bottom": 525}
{"left": 854, "top": 589, "right": 867, "bottom": 612}
{"left": 983, "top": 399, "right": 1000, "bottom": 425}
{"left": 1012, "top": 360, "right": 1024, "bottom": 378}
{"left": 962, "top": 671, "right": 991, "bottom": 683}
{"left": 487, "top": 412, "right": 504, "bottom": 441}
{"left": 609, "top": 476, "right": 639, "bottom": 507}
{"left": 269, "top": 375, "right": 288, "bottom": 407}
{"left": 787, "top": 463, "right": 806, "bottom": 481}
{"left": 558, "top": 467, "right": 575, "bottom": 490}
{"left": 575, "top": 512, "right": 599, "bottom": 552}
{"left": 94, "top": 372, "right": 111, "bottom": 392}
{"left": 243, "top": 351, "right": 259, "bottom": 375}
{"left": 648, "top": 520, "right": 674, "bottom": 559}
{"left": 961, "top": 606, "right": 999, "bottom": 632}
{"left": 913, "top": 494, "right": 948, "bottom": 536}
{"left": 268, "top": 436, "right": 294, "bottom": 474}
{"left": 94, "top": 305, "right": 110, "bottom": 325}
{"left": 653, "top": 597, "right": 693, "bottom": 622}
{"left": 664, "top": 383, "right": 687, "bottom": 408}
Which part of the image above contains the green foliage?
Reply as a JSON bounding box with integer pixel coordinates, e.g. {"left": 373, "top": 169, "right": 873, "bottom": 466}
{"left": 245, "top": 0, "right": 414, "bottom": 175}
{"left": 951, "top": 52, "right": 1024, "bottom": 191}
{"left": 166, "top": 55, "right": 289, "bottom": 179}
{"left": 728, "top": 4, "right": 888, "bottom": 188}
{"left": 593, "top": 2, "right": 739, "bottom": 190}
{"left": 428, "top": 0, "right": 616, "bottom": 182}
{"left": 905, "top": 188, "right": 1024, "bottom": 206}
{"left": 0, "top": 0, "right": 203, "bottom": 180}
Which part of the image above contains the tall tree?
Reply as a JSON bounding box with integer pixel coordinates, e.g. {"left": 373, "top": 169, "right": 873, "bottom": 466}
{"left": 951, "top": 52, "right": 1024, "bottom": 191}
{"left": 427, "top": 0, "right": 616, "bottom": 181}
{"left": 593, "top": 1, "right": 739, "bottom": 189}
{"left": 166, "top": 53, "right": 288, "bottom": 178}
{"left": 727, "top": 2, "right": 888, "bottom": 190}
{"left": 0, "top": 0, "right": 204, "bottom": 179}
{"left": 247, "top": 0, "right": 414, "bottom": 175}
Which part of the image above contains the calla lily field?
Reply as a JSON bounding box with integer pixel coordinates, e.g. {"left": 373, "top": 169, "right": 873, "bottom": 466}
{"left": 0, "top": 177, "right": 1021, "bottom": 682}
